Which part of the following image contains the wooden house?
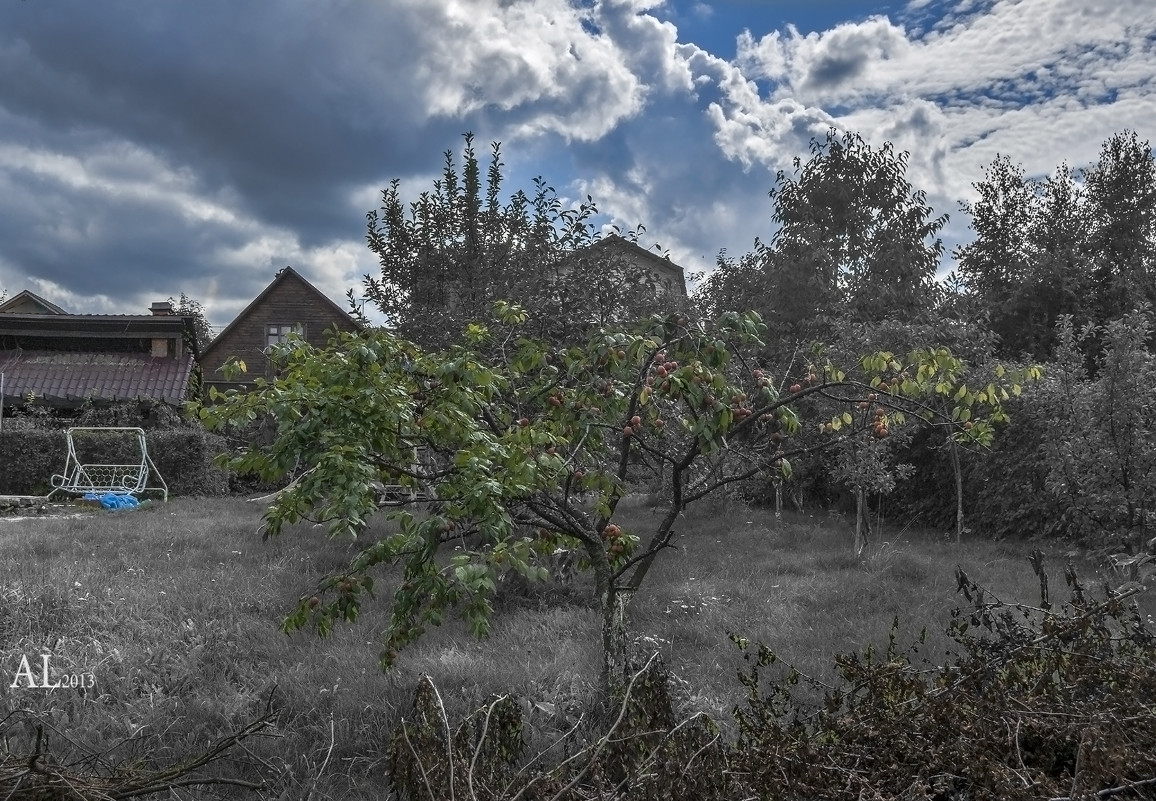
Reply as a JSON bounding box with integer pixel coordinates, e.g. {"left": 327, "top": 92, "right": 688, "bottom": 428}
{"left": 199, "top": 267, "right": 361, "bottom": 396}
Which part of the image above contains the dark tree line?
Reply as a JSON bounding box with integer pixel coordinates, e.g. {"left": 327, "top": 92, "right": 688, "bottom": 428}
{"left": 954, "top": 130, "right": 1156, "bottom": 361}
{"left": 353, "top": 126, "right": 1155, "bottom": 546}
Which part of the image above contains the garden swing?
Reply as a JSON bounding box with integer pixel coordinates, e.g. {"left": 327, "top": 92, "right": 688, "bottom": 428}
{"left": 49, "top": 427, "right": 168, "bottom": 502}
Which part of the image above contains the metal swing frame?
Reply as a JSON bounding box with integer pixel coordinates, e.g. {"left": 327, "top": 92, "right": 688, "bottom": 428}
{"left": 375, "top": 445, "right": 438, "bottom": 504}
{"left": 49, "top": 427, "right": 169, "bottom": 502}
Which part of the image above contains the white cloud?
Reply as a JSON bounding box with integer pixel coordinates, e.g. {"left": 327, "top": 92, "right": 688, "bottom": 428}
{"left": 734, "top": 0, "right": 1155, "bottom": 108}
{"left": 736, "top": 16, "right": 911, "bottom": 98}
{"left": 383, "top": 0, "right": 646, "bottom": 141}
{"left": 0, "top": 140, "right": 240, "bottom": 227}
{"left": 689, "top": 0, "right": 1156, "bottom": 255}
{"left": 204, "top": 235, "right": 370, "bottom": 328}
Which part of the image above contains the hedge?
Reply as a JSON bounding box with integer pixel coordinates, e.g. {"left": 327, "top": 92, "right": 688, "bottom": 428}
{"left": 0, "top": 427, "right": 230, "bottom": 497}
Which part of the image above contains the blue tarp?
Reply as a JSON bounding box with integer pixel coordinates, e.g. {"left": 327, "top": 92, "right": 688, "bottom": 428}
{"left": 83, "top": 492, "right": 140, "bottom": 510}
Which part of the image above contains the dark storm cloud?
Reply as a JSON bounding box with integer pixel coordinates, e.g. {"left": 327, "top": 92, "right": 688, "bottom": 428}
{"left": 4, "top": 0, "right": 1145, "bottom": 325}
{"left": 0, "top": 0, "right": 662, "bottom": 320}
{"left": 0, "top": 1, "right": 452, "bottom": 242}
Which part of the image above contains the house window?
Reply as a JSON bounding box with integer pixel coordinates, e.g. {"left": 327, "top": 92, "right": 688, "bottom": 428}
{"left": 266, "top": 323, "right": 304, "bottom": 348}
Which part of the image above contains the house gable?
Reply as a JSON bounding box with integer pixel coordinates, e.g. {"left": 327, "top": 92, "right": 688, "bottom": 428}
{"left": 585, "top": 235, "right": 688, "bottom": 298}
{"left": 0, "top": 290, "right": 68, "bottom": 315}
{"left": 200, "top": 267, "right": 361, "bottom": 392}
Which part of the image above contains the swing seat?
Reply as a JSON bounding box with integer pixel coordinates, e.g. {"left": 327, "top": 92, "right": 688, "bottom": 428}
{"left": 49, "top": 427, "right": 169, "bottom": 502}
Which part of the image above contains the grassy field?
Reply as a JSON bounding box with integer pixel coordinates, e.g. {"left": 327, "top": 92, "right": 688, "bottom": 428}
{"left": 1, "top": 495, "right": 1150, "bottom": 799}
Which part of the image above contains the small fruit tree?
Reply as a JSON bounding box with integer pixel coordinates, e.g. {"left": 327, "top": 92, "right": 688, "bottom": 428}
{"left": 201, "top": 305, "right": 1026, "bottom": 695}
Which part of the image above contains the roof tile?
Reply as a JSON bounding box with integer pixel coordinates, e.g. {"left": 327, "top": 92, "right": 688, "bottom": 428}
{"left": 0, "top": 351, "right": 195, "bottom": 406}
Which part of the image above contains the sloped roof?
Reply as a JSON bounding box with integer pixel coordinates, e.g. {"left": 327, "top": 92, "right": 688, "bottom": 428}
{"left": 0, "top": 351, "right": 195, "bottom": 407}
{"left": 584, "top": 234, "right": 688, "bottom": 297}
{"left": 0, "top": 290, "right": 68, "bottom": 315}
{"left": 200, "top": 266, "right": 360, "bottom": 363}
{"left": 0, "top": 313, "right": 192, "bottom": 338}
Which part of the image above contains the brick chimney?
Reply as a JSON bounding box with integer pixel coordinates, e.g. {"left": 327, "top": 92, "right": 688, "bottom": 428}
{"left": 150, "top": 301, "right": 175, "bottom": 356}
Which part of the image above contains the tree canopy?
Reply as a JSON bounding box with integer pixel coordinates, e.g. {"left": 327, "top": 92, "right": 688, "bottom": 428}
{"left": 699, "top": 128, "right": 946, "bottom": 348}
{"left": 363, "top": 134, "right": 682, "bottom": 350}
{"left": 203, "top": 301, "right": 1030, "bottom": 696}
{"left": 954, "top": 130, "right": 1156, "bottom": 360}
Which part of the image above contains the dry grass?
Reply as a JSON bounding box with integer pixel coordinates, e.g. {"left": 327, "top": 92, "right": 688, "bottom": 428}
{"left": 0, "top": 496, "right": 1148, "bottom": 798}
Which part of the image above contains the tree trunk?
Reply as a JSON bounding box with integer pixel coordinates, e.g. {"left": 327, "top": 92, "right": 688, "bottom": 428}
{"left": 950, "top": 438, "right": 964, "bottom": 543}
{"left": 591, "top": 544, "right": 633, "bottom": 701}
{"left": 601, "top": 584, "right": 634, "bottom": 700}
{"left": 854, "top": 487, "right": 869, "bottom": 556}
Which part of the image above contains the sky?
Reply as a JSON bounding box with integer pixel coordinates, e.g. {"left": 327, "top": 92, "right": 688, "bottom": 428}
{"left": 0, "top": 0, "right": 1153, "bottom": 329}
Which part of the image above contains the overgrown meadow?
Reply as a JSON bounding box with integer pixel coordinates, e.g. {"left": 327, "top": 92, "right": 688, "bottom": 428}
{"left": 2, "top": 496, "right": 1145, "bottom": 799}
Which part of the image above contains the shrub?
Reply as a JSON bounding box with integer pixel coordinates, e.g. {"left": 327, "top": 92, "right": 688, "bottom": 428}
{"left": 0, "top": 428, "right": 229, "bottom": 497}
{"left": 729, "top": 556, "right": 1156, "bottom": 800}
{"left": 383, "top": 558, "right": 1156, "bottom": 800}
{"left": 0, "top": 428, "right": 66, "bottom": 496}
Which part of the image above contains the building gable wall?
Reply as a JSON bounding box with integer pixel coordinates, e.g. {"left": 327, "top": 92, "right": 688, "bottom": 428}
{"left": 201, "top": 272, "right": 359, "bottom": 388}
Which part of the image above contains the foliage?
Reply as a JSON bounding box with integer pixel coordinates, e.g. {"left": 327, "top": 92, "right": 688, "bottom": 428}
{"left": 728, "top": 557, "right": 1156, "bottom": 800}
{"left": 385, "top": 558, "right": 1156, "bottom": 800}
{"left": 944, "top": 394, "right": 1060, "bottom": 542}
{"left": 0, "top": 429, "right": 64, "bottom": 496}
{"left": 828, "top": 424, "right": 914, "bottom": 553}
{"left": 202, "top": 303, "right": 1026, "bottom": 697}
{"left": 954, "top": 130, "right": 1156, "bottom": 361}
{"left": 167, "top": 292, "right": 215, "bottom": 354}
{"left": 1083, "top": 130, "right": 1156, "bottom": 326}
{"left": 1039, "top": 310, "right": 1156, "bottom": 550}
{"left": 363, "top": 133, "right": 679, "bottom": 350}
{"left": 699, "top": 128, "right": 946, "bottom": 348}
{"left": 386, "top": 676, "right": 524, "bottom": 801}
{"left": 817, "top": 317, "right": 1021, "bottom": 542}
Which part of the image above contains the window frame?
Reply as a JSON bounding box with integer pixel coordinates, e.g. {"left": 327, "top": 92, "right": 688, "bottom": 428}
{"left": 265, "top": 322, "right": 305, "bottom": 349}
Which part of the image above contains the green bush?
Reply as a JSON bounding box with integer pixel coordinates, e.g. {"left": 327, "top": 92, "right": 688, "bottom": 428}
{"left": 0, "top": 427, "right": 229, "bottom": 497}
{"left": 879, "top": 394, "right": 1058, "bottom": 540}
{"left": 0, "top": 428, "right": 66, "bottom": 496}
{"left": 149, "top": 429, "right": 230, "bottom": 496}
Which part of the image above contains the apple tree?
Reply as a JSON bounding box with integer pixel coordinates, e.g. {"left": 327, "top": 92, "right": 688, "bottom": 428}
{"left": 202, "top": 305, "right": 1023, "bottom": 696}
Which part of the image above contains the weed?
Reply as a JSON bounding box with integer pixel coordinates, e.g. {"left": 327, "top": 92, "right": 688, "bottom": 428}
{"left": 0, "top": 497, "right": 1151, "bottom": 797}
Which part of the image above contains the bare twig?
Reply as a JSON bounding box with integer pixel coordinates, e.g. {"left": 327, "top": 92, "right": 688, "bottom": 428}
{"left": 504, "top": 715, "right": 587, "bottom": 801}
{"left": 545, "top": 652, "right": 661, "bottom": 801}
{"left": 313, "top": 716, "right": 336, "bottom": 785}
{"left": 467, "top": 694, "right": 510, "bottom": 801}
{"left": 1047, "top": 775, "right": 1156, "bottom": 801}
